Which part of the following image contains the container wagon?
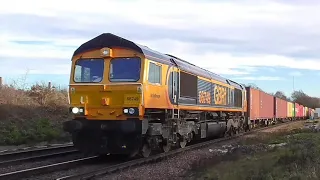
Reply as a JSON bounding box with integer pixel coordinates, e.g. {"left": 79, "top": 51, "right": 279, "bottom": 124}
{"left": 259, "top": 89, "right": 274, "bottom": 126}
{"left": 274, "top": 97, "right": 288, "bottom": 122}
{"left": 315, "top": 108, "right": 320, "bottom": 119}
{"left": 300, "top": 104, "right": 304, "bottom": 119}
{"left": 287, "top": 101, "right": 294, "bottom": 121}
{"left": 309, "top": 108, "right": 315, "bottom": 120}
{"left": 304, "top": 106, "right": 308, "bottom": 119}
{"left": 294, "top": 103, "right": 299, "bottom": 120}
{"left": 296, "top": 103, "right": 304, "bottom": 119}
{"left": 246, "top": 87, "right": 260, "bottom": 128}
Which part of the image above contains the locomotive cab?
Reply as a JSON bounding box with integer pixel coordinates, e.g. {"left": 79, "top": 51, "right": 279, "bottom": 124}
{"left": 64, "top": 45, "right": 147, "bottom": 155}
{"left": 68, "top": 47, "right": 145, "bottom": 120}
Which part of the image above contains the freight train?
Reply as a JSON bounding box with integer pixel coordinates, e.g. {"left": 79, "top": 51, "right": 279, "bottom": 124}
{"left": 63, "top": 33, "right": 314, "bottom": 158}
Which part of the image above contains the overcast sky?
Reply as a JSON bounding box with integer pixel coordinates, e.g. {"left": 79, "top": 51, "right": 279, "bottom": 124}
{"left": 1, "top": 0, "right": 320, "bottom": 97}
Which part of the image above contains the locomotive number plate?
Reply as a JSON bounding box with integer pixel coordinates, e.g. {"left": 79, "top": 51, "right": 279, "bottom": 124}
{"left": 124, "top": 94, "right": 140, "bottom": 105}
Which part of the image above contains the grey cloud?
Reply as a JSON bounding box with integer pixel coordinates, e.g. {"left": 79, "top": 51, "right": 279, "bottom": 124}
{"left": 0, "top": 56, "right": 70, "bottom": 75}
{"left": 3, "top": 12, "right": 320, "bottom": 61}
{"left": 0, "top": 14, "right": 97, "bottom": 39}
{"left": 81, "top": 22, "right": 320, "bottom": 60}
{"left": 197, "top": 0, "right": 320, "bottom": 5}
{"left": 0, "top": 13, "right": 245, "bottom": 46}
{"left": 270, "top": 0, "right": 320, "bottom": 5}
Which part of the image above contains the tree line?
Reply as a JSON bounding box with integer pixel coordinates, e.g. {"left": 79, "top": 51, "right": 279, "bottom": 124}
{"left": 274, "top": 90, "right": 319, "bottom": 109}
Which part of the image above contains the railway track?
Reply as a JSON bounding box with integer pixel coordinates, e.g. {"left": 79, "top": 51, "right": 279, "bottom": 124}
{"left": 0, "top": 144, "right": 78, "bottom": 167}
{"left": 55, "top": 120, "right": 300, "bottom": 180}
{"left": 0, "top": 120, "right": 301, "bottom": 180}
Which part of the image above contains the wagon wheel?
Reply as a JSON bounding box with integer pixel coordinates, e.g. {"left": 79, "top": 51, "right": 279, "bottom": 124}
{"left": 141, "top": 143, "right": 151, "bottom": 158}
{"left": 245, "top": 123, "right": 252, "bottom": 132}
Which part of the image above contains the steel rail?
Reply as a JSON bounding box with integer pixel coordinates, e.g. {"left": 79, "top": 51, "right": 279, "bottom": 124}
{"left": 0, "top": 144, "right": 76, "bottom": 165}
{"left": 0, "top": 149, "right": 79, "bottom": 167}
{"left": 0, "top": 156, "right": 98, "bottom": 180}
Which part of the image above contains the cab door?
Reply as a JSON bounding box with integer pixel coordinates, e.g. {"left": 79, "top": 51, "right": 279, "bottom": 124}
{"left": 168, "top": 66, "right": 179, "bottom": 105}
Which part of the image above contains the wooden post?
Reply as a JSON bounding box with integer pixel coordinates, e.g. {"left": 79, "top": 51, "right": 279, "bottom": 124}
{"left": 48, "top": 81, "right": 52, "bottom": 89}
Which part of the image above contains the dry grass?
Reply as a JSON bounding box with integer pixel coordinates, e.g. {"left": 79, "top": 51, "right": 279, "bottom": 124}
{"left": 0, "top": 80, "right": 72, "bottom": 145}
{"left": 190, "top": 128, "right": 320, "bottom": 180}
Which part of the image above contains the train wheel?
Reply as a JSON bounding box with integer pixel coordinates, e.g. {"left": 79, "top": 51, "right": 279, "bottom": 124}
{"left": 162, "top": 140, "right": 171, "bottom": 153}
{"left": 179, "top": 137, "right": 187, "bottom": 148}
{"left": 236, "top": 127, "right": 240, "bottom": 134}
{"left": 226, "top": 125, "right": 235, "bottom": 137}
{"left": 128, "top": 147, "right": 140, "bottom": 158}
{"left": 225, "top": 128, "right": 230, "bottom": 137}
{"left": 141, "top": 143, "right": 151, "bottom": 158}
{"left": 232, "top": 126, "right": 237, "bottom": 136}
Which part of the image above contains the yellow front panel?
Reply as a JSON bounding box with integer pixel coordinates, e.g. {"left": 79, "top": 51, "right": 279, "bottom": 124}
{"left": 69, "top": 84, "right": 143, "bottom": 120}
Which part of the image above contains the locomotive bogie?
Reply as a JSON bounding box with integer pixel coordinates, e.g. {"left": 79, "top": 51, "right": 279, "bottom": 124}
{"left": 64, "top": 119, "right": 143, "bottom": 155}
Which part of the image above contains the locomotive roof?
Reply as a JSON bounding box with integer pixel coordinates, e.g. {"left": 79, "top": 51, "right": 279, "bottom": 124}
{"left": 73, "top": 33, "right": 243, "bottom": 90}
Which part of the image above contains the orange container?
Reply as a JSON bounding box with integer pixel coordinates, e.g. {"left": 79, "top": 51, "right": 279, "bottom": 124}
{"left": 246, "top": 87, "right": 260, "bottom": 120}
{"left": 259, "top": 90, "right": 274, "bottom": 119}
{"left": 274, "top": 97, "right": 288, "bottom": 119}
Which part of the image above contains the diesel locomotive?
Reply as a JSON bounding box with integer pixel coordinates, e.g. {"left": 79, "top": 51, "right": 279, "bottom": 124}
{"left": 63, "top": 33, "right": 251, "bottom": 158}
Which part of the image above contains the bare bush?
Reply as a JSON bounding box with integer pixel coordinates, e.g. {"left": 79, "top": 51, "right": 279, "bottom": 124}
{"left": 0, "top": 77, "right": 71, "bottom": 145}
{"left": 27, "top": 82, "right": 68, "bottom": 107}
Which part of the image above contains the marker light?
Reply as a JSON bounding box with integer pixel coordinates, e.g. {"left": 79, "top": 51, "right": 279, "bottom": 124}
{"left": 102, "top": 50, "right": 109, "bottom": 55}
{"left": 128, "top": 108, "right": 135, "bottom": 114}
{"left": 100, "top": 48, "right": 113, "bottom": 57}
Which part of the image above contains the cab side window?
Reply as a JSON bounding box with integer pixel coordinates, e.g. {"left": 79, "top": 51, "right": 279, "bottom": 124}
{"left": 148, "top": 62, "right": 161, "bottom": 84}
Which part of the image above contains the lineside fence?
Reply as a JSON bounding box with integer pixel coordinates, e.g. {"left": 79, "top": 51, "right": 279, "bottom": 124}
{"left": 0, "top": 77, "right": 60, "bottom": 90}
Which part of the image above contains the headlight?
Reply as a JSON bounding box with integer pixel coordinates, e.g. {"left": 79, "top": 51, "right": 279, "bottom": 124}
{"left": 70, "top": 107, "right": 85, "bottom": 115}
{"left": 128, "top": 108, "right": 135, "bottom": 114}
{"left": 72, "top": 107, "right": 79, "bottom": 114}
{"left": 123, "top": 107, "right": 138, "bottom": 116}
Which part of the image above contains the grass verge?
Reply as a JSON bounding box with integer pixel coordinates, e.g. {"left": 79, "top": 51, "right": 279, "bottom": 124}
{"left": 188, "top": 127, "right": 320, "bottom": 180}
